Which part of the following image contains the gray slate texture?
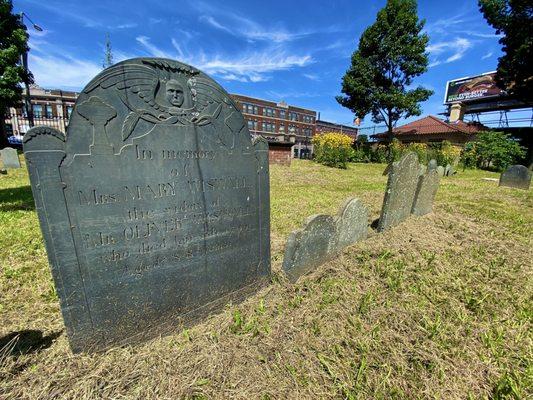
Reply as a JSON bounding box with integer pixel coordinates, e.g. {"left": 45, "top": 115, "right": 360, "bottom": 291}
{"left": 0, "top": 147, "right": 21, "bottom": 169}
{"left": 436, "top": 165, "right": 445, "bottom": 177}
{"left": 499, "top": 165, "right": 531, "bottom": 190}
{"left": 378, "top": 152, "right": 420, "bottom": 231}
{"left": 412, "top": 169, "right": 440, "bottom": 216}
{"left": 23, "top": 58, "right": 271, "bottom": 353}
{"left": 283, "top": 197, "right": 368, "bottom": 283}
{"left": 332, "top": 197, "right": 368, "bottom": 252}
{"left": 428, "top": 159, "right": 438, "bottom": 171}
{"left": 282, "top": 214, "right": 336, "bottom": 283}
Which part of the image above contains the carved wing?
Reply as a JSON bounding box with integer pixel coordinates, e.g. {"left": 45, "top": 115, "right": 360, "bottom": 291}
{"left": 84, "top": 64, "right": 162, "bottom": 110}
{"left": 190, "top": 77, "right": 238, "bottom": 126}
{"left": 84, "top": 64, "right": 168, "bottom": 140}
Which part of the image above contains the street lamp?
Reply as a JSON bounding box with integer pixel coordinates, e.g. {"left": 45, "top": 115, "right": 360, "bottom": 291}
{"left": 19, "top": 12, "right": 43, "bottom": 128}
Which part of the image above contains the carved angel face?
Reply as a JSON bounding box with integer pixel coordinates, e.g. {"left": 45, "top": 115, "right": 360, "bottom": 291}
{"left": 165, "top": 80, "right": 185, "bottom": 107}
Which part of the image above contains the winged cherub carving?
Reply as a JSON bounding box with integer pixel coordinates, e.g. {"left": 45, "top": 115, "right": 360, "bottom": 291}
{"left": 83, "top": 59, "right": 237, "bottom": 141}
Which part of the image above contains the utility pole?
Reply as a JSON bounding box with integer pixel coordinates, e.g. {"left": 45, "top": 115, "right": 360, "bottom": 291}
{"left": 19, "top": 12, "right": 43, "bottom": 128}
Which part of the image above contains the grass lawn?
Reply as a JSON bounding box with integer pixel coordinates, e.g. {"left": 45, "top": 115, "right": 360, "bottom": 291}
{"left": 1, "top": 158, "right": 532, "bottom": 399}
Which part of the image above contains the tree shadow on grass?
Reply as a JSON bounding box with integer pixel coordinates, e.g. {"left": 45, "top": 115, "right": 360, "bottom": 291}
{"left": 0, "top": 330, "right": 62, "bottom": 359}
{"left": 0, "top": 185, "right": 35, "bottom": 212}
{"left": 0, "top": 330, "right": 63, "bottom": 376}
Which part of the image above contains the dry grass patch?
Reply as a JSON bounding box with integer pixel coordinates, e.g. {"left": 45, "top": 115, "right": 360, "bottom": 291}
{"left": 1, "top": 159, "right": 532, "bottom": 399}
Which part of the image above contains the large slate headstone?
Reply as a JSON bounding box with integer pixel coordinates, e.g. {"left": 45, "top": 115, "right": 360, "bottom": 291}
{"left": 499, "top": 165, "right": 531, "bottom": 190}
{"left": 0, "top": 147, "right": 21, "bottom": 169}
{"left": 282, "top": 214, "right": 336, "bottom": 283}
{"left": 412, "top": 169, "right": 440, "bottom": 216}
{"left": 23, "top": 58, "right": 270, "bottom": 353}
{"left": 378, "top": 152, "right": 419, "bottom": 231}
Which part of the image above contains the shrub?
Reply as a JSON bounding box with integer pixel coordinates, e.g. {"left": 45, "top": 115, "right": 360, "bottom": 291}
{"left": 312, "top": 132, "right": 355, "bottom": 168}
{"left": 371, "top": 144, "right": 388, "bottom": 163}
{"left": 406, "top": 142, "right": 428, "bottom": 164}
{"left": 460, "top": 131, "right": 525, "bottom": 171}
{"left": 438, "top": 140, "right": 462, "bottom": 166}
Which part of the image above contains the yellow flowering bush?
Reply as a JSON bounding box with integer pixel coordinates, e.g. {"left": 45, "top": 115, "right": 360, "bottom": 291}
{"left": 312, "top": 132, "right": 354, "bottom": 168}
{"left": 438, "top": 140, "right": 462, "bottom": 166}
{"left": 406, "top": 142, "right": 429, "bottom": 164}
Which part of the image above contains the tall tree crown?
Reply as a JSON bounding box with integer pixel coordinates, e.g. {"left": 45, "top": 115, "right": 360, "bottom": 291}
{"left": 337, "top": 0, "right": 433, "bottom": 140}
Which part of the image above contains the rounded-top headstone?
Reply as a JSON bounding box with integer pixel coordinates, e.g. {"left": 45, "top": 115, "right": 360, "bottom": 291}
{"left": 23, "top": 58, "right": 271, "bottom": 353}
{"left": 499, "top": 165, "right": 531, "bottom": 190}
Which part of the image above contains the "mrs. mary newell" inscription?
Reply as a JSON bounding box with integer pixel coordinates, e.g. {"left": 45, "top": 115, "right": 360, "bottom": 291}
{"left": 23, "top": 58, "right": 270, "bottom": 353}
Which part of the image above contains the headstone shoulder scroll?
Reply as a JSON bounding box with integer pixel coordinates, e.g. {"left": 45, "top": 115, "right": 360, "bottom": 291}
{"left": 23, "top": 58, "right": 270, "bottom": 353}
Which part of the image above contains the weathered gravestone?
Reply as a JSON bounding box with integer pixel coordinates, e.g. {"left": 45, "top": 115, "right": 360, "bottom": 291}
{"left": 428, "top": 159, "right": 438, "bottom": 171}
{"left": 331, "top": 198, "right": 368, "bottom": 252}
{"left": 23, "top": 58, "right": 270, "bottom": 353}
{"left": 436, "top": 165, "right": 445, "bottom": 177}
{"left": 499, "top": 165, "right": 531, "bottom": 190}
{"left": 0, "top": 147, "right": 21, "bottom": 169}
{"left": 283, "top": 198, "right": 368, "bottom": 282}
{"left": 282, "top": 214, "right": 336, "bottom": 283}
{"left": 378, "top": 152, "right": 419, "bottom": 232}
{"left": 412, "top": 169, "right": 440, "bottom": 216}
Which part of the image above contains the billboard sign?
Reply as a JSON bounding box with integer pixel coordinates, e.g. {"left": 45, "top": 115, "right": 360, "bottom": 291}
{"left": 444, "top": 72, "right": 505, "bottom": 104}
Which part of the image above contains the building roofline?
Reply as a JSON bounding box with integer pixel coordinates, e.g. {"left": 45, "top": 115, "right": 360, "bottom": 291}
{"left": 230, "top": 93, "right": 316, "bottom": 114}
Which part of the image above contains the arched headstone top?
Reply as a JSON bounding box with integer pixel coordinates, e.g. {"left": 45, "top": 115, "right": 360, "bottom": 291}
{"left": 65, "top": 57, "right": 250, "bottom": 161}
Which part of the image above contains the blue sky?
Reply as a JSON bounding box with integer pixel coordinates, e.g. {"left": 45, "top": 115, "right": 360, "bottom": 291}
{"left": 15, "top": 0, "right": 505, "bottom": 127}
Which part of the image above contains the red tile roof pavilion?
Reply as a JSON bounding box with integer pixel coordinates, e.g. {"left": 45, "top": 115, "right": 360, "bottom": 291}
{"left": 372, "top": 115, "right": 487, "bottom": 144}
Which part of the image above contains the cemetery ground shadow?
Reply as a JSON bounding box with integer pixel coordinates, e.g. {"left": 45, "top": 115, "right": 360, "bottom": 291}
{"left": 0, "top": 330, "right": 62, "bottom": 359}
{"left": 0, "top": 185, "right": 35, "bottom": 212}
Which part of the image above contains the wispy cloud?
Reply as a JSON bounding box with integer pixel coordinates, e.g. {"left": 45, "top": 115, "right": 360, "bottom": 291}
{"left": 303, "top": 73, "right": 320, "bottom": 81}
{"left": 266, "top": 90, "right": 323, "bottom": 99}
{"left": 29, "top": 53, "right": 101, "bottom": 89}
{"left": 198, "top": 13, "right": 310, "bottom": 43}
{"left": 136, "top": 36, "right": 313, "bottom": 82}
{"left": 428, "top": 37, "right": 473, "bottom": 67}
{"left": 482, "top": 51, "right": 493, "bottom": 60}
{"left": 116, "top": 23, "right": 138, "bottom": 29}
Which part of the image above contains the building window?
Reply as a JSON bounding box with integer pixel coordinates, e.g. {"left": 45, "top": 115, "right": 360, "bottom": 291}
{"left": 263, "top": 107, "right": 275, "bottom": 117}
{"left": 279, "top": 110, "right": 286, "bottom": 119}
{"left": 303, "top": 115, "right": 314, "bottom": 123}
{"left": 45, "top": 105, "right": 53, "bottom": 118}
{"left": 33, "top": 104, "right": 43, "bottom": 118}
{"left": 289, "top": 112, "right": 298, "bottom": 121}
{"left": 262, "top": 121, "right": 275, "bottom": 132}
{"left": 66, "top": 106, "right": 73, "bottom": 118}
{"left": 242, "top": 103, "right": 258, "bottom": 115}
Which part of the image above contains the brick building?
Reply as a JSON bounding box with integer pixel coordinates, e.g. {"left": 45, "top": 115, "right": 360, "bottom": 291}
{"left": 230, "top": 94, "right": 316, "bottom": 159}
{"left": 315, "top": 119, "right": 358, "bottom": 140}
{"left": 4, "top": 85, "right": 78, "bottom": 135}
{"left": 371, "top": 115, "right": 487, "bottom": 145}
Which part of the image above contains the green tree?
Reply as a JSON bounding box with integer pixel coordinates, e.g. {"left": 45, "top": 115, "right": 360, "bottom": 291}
{"left": 0, "top": 0, "right": 33, "bottom": 147}
{"left": 337, "top": 0, "right": 433, "bottom": 143}
{"left": 478, "top": 0, "right": 533, "bottom": 103}
{"left": 461, "top": 131, "right": 525, "bottom": 171}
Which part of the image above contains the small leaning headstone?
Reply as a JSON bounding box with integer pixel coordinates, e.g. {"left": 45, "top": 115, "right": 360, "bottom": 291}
{"left": 331, "top": 197, "right": 368, "bottom": 252}
{"left": 436, "top": 165, "right": 445, "bottom": 177}
{"left": 377, "top": 152, "right": 420, "bottom": 231}
{"left": 282, "top": 214, "right": 336, "bottom": 283}
{"left": 428, "top": 159, "right": 438, "bottom": 171}
{"left": 23, "top": 58, "right": 271, "bottom": 353}
{"left": 499, "top": 165, "right": 531, "bottom": 190}
{"left": 0, "top": 147, "right": 21, "bottom": 169}
{"left": 412, "top": 169, "right": 440, "bottom": 216}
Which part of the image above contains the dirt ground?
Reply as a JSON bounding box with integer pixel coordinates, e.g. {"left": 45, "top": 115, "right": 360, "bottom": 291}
{"left": 1, "top": 159, "right": 532, "bottom": 399}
